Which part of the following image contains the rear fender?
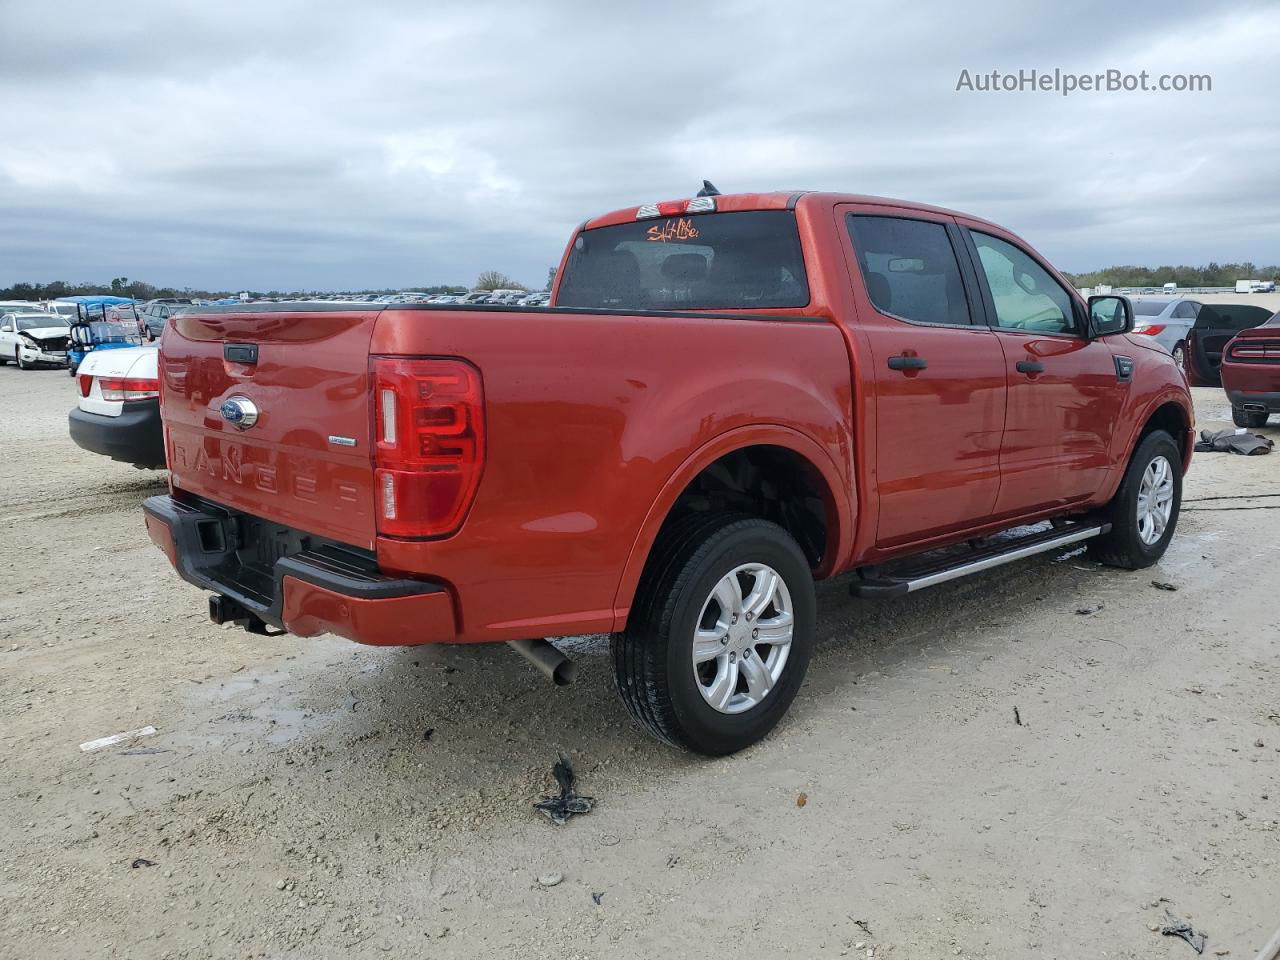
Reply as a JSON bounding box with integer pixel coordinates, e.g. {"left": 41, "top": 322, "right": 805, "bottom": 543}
{"left": 610, "top": 424, "right": 852, "bottom": 629}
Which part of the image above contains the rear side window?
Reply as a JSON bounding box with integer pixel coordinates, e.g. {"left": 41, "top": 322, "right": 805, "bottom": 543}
{"left": 556, "top": 211, "right": 809, "bottom": 311}
{"left": 846, "top": 216, "right": 973, "bottom": 326}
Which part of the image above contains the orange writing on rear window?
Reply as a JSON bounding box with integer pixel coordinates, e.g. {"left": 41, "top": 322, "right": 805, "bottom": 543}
{"left": 647, "top": 218, "right": 700, "bottom": 243}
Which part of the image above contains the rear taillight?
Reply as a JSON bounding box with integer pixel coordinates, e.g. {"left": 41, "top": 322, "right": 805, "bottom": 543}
{"left": 372, "top": 357, "right": 484, "bottom": 538}
{"left": 1229, "top": 341, "right": 1280, "bottom": 361}
{"left": 77, "top": 374, "right": 92, "bottom": 397}
{"left": 98, "top": 377, "right": 160, "bottom": 401}
{"left": 1134, "top": 324, "right": 1166, "bottom": 336}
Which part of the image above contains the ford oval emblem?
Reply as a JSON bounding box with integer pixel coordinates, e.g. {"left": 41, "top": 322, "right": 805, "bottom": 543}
{"left": 220, "top": 395, "right": 259, "bottom": 430}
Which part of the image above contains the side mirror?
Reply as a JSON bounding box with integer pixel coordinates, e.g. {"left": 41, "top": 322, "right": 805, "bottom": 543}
{"left": 1088, "top": 295, "right": 1133, "bottom": 337}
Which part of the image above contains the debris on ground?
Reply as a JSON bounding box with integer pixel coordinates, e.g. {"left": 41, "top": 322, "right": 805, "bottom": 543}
{"left": 422, "top": 728, "right": 434, "bottom": 742}
{"left": 591, "top": 891, "right": 604, "bottom": 905}
{"left": 852, "top": 919, "right": 873, "bottom": 936}
{"left": 1194, "top": 429, "right": 1274, "bottom": 456}
{"left": 797, "top": 792, "right": 808, "bottom": 807}
{"left": 537, "top": 872, "right": 563, "bottom": 888}
{"left": 532, "top": 753, "right": 593, "bottom": 826}
{"left": 118, "top": 747, "right": 169, "bottom": 756}
{"left": 80, "top": 725, "right": 157, "bottom": 752}
{"left": 1152, "top": 581, "right": 1179, "bottom": 592}
{"left": 1014, "top": 706, "right": 1022, "bottom": 726}
{"left": 1076, "top": 603, "right": 1103, "bottom": 615}
{"left": 1161, "top": 911, "right": 1207, "bottom": 954}
{"left": 131, "top": 858, "right": 157, "bottom": 869}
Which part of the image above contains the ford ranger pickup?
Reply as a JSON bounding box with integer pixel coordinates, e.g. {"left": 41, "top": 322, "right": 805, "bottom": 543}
{"left": 143, "top": 188, "right": 1195, "bottom": 755}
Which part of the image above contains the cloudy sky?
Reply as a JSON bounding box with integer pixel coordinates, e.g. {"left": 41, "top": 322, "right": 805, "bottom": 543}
{"left": 3, "top": 0, "right": 1277, "bottom": 291}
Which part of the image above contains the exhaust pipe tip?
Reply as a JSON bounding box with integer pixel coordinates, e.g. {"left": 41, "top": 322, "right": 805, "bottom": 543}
{"left": 508, "top": 638, "right": 577, "bottom": 686}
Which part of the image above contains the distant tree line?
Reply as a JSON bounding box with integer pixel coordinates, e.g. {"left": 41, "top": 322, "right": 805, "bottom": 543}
{"left": 1062, "top": 262, "right": 1280, "bottom": 288}
{"left": 10, "top": 261, "right": 1269, "bottom": 303}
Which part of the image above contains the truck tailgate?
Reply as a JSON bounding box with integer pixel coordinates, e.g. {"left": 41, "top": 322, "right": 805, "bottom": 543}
{"left": 162, "top": 306, "right": 382, "bottom": 549}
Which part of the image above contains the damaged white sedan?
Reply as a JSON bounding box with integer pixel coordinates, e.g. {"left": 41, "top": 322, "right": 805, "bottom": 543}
{"left": 0, "top": 311, "right": 72, "bottom": 369}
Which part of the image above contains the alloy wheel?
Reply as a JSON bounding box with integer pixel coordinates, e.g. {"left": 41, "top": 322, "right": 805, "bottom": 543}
{"left": 691, "top": 563, "right": 794, "bottom": 715}
{"left": 1136, "top": 455, "right": 1174, "bottom": 545}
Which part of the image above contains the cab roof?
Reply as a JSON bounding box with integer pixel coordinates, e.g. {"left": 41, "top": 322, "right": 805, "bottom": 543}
{"left": 582, "top": 191, "right": 1001, "bottom": 231}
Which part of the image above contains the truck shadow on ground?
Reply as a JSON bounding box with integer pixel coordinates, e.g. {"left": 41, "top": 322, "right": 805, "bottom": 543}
{"left": 161, "top": 538, "right": 1141, "bottom": 830}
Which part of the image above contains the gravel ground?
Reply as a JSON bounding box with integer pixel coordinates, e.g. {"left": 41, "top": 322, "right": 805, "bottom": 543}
{"left": 1, "top": 364, "right": 1278, "bottom": 960}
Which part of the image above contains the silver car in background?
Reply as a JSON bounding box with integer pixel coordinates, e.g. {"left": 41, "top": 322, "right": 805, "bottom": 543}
{"left": 1129, "top": 297, "right": 1202, "bottom": 365}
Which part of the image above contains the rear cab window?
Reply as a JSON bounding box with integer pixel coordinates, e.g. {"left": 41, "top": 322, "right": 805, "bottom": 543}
{"left": 556, "top": 211, "right": 809, "bottom": 311}
{"left": 846, "top": 215, "right": 974, "bottom": 326}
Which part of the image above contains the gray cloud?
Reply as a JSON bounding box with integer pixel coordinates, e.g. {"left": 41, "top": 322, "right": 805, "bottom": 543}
{"left": 2, "top": 0, "right": 1277, "bottom": 290}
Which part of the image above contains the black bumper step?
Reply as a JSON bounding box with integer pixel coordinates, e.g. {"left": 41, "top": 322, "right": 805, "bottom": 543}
{"left": 849, "top": 521, "right": 1109, "bottom": 598}
{"left": 143, "top": 494, "right": 443, "bottom": 629}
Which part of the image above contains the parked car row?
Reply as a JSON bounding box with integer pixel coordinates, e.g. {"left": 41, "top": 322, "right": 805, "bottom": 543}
{"left": 237, "top": 290, "right": 553, "bottom": 307}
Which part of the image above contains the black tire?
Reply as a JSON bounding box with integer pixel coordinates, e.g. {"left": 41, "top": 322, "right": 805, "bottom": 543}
{"left": 1088, "top": 429, "right": 1182, "bottom": 569}
{"left": 612, "top": 515, "right": 816, "bottom": 755}
{"left": 1171, "top": 343, "right": 1186, "bottom": 367}
{"left": 1232, "top": 405, "right": 1269, "bottom": 429}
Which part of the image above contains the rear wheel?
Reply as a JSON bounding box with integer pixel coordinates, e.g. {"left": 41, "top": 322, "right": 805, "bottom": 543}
{"left": 1232, "top": 405, "right": 1269, "bottom": 428}
{"left": 1089, "top": 429, "right": 1181, "bottom": 569}
{"left": 612, "top": 515, "right": 815, "bottom": 755}
{"left": 1171, "top": 342, "right": 1186, "bottom": 366}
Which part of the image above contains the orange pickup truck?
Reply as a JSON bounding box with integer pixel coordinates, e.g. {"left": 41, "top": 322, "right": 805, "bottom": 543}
{"left": 143, "top": 187, "right": 1193, "bottom": 754}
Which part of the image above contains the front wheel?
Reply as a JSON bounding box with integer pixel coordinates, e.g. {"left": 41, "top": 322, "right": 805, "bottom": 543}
{"left": 1089, "top": 429, "right": 1182, "bottom": 569}
{"left": 612, "top": 516, "right": 816, "bottom": 755}
{"left": 15, "top": 350, "right": 30, "bottom": 370}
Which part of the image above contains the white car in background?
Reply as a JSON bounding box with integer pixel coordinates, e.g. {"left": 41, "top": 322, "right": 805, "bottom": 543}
{"left": 42, "top": 301, "right": 81, "bottom": 321}
{"left": 0, "top": 311, "right": 72, "bottom": 369}
{"left": 67, "top": 345, "right": 166, "bottom": 468}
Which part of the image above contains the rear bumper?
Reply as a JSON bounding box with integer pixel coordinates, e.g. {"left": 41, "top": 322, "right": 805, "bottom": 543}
{"left": 142, "top": 494, "right": 457, "bottom": 646}
{"left": 68, "top": 400, "right": 166, "bottom": 468}
{"left": 1225, "top": 388, "right": 1280, "bottom": 413}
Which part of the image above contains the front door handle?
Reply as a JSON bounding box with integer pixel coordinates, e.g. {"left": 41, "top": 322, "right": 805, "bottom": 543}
{"left": 1016, "top": 360, "right": 1045, "bottom": 374}
{"left": 887, "top": 355, "right": 928, "bottom": 371}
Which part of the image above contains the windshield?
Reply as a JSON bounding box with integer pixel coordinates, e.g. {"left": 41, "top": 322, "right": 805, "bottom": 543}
{"left": 17, "top": 315, "right": 69, "bottom": 331}
{"left": 557, "top": 211, "right": 810, "bottom": 311}
{"left": 1130, "top": 300, "right": 1167, "bottom": 316}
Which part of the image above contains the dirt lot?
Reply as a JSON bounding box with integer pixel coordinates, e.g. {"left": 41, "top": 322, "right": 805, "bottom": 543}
{"left": 1, "top": 363, "right": 1278, "bottom": 960}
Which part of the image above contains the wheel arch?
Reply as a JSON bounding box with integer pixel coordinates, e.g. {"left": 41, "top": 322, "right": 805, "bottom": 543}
{"left": 1139, "top": 397, "right": 1194, "bottom": 469}
{"left": 611, "top": 426, "right": 852, "bottom": 631}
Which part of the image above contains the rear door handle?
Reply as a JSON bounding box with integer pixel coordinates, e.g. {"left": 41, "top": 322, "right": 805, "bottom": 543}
{"left": 1016, "top": 360, "right": 1045, "bottom": 374}
{"left": 887, "top": 355, "right": 928, "bottom": 371}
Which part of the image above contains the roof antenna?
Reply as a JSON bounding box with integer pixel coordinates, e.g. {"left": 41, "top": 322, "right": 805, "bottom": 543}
{"left": 696, "top": 180, "right": 721, "bottom": 197}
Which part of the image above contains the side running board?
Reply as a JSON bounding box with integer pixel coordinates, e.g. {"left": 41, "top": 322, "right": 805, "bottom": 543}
{"left": 849, "top": 522, "right": 1110, "bottom": 598}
